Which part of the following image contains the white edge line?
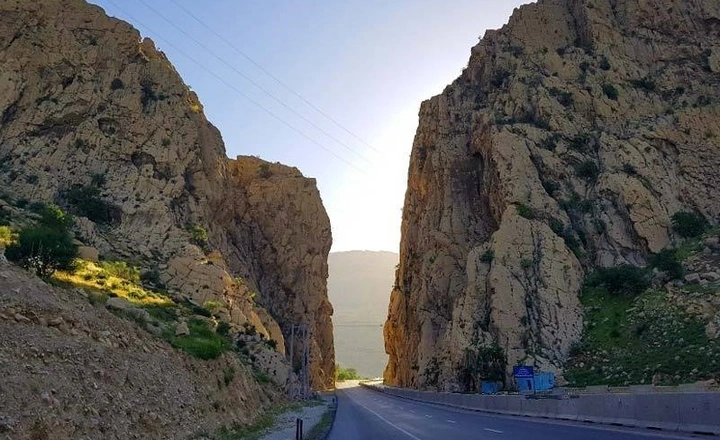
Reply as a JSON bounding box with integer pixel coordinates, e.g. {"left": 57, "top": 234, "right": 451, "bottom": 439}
{"left": 351, "top": 398, "right": 424, "bottom": 440}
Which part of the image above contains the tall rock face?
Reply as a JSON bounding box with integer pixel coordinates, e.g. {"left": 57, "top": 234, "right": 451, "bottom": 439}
{"left": 0, "top": 0, "right": 333, "bottom": 388}
{"left": 385, "top": 0, "right": 720, "bottom": 390}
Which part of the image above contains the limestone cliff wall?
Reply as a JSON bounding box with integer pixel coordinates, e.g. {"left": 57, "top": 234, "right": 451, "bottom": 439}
{"left": 0, "top": 0, "right": 333, "bottom": 388}
{"left": 385, "top": 0, "right": 720, "bottom": 390}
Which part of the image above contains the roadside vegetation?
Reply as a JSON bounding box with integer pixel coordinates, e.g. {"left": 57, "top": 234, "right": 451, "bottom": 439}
{"left": 335, "top": 365, "right": 362, "bottom": 381}
{"left": 566, "top": 223, "right": 720, "bottom": 387}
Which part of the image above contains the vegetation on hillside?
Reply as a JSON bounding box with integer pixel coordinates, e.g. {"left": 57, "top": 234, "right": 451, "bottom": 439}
{"left": 4, "top": 204, "right": 78, "bottom": 277}
{"left": 566, "top": 226, "right": 720, "bottom": 386}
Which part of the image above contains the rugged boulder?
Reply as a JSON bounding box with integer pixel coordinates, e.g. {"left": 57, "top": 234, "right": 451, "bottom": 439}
{"left": 385, "top": 0, "right": 720, "bottom": 390}
{"left": 0, "top": 0, "right": 333, "bottom": 388}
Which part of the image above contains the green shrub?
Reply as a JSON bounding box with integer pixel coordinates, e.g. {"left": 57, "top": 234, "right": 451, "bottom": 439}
{"left": 187, "top": 224, "right": 208, "bottom": 247}
{"left": 335, "top": 365, "right": 361, "bottom": 381}
{"left": 216, "top": 321, "right": 230, "bottom": 336}
{"left": 575, "top": 160, "right": 600, "bottom": 182}
{"left": 0, "top": 226, "right": 14, "bottom": 247}
{"left": 629, "top": 77, "right": 656, "bottom": 92}
{"left": 140, "top": 268, "right": 164, "bottom": 288}
{"left": 602, "top": 83, "right": 619, "bottom": 100}
{"left": 516, "top": 203, "right": 535, "bottom": 219}
{"left": 5, "top": 224, "right": 78, "bottom": 278}
{"left": 599, "top": 56, "right": 611, "bottom": 71}
{"left": 61, "top": 184, "right": 117, "bottom": 225}
{"left": 649, "top": 248, "right": 684, "bottom": 280}
{"left": 671, "top": 212, "right": 708, "bottom": 238}
{"left": 110, "top": 78, "right": 124, "bottom": 90}
{"left": 90, "top": 172, "right": 107, "bottom": 187}
{"left": 622, "top": 163, "right": 637, "bottom": 175}
{"left": 258, "top": 163, "right": 272, "bottom": 179}
{"left": 584, "top": 265, "right": 650, "bottom": 298}
{"left": 480, "top": 249, "right": 494, "bottom": 263}
{"left": 549, "top": 218, "right": 565, "bottom": 236}
{"left": 254, "top": 370, "right": 272, "bottom": 384}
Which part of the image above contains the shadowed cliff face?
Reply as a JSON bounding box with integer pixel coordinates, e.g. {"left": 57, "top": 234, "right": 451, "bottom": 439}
{"left": 0, "top": 0, "right": 334, "bottom": 388}
{"left": 385, "top": 0, "right": 720, "bottom": 391}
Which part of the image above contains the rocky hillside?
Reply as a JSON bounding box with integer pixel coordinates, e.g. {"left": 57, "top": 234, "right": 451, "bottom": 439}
{"left": 0, "top": 263, "right": 277, "bottom": 440}
{"left": 385, "top": 0, "right": 720, "bottom": 391}
{"left": 0, "top": 0, "right": 333, "bottom": 388}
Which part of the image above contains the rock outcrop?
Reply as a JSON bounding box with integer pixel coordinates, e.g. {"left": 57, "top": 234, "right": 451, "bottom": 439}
{"left": 0, "top": 0, "right": 333, "bottom": 388}
{"left": 385, "top": 0, "right": 720, "bottom": 390}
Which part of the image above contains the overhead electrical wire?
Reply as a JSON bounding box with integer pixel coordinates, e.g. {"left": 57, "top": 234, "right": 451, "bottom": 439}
{"left": 101, "top": 0, "right": 365, "bottom": 173}
{"left": 165, "top": 0, "right": 381, "bottom": 154}
{"left": 135, "top": 0, "right": 373, "bottom": 165}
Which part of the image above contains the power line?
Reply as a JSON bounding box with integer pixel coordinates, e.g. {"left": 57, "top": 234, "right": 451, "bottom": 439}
{"left": 135, "top": 0, "right": 373, "bottom": 165}
{"left": 166, "top": 0, "right": 381, "bottom": 154}
{"left": 102, "top": 0, "right": 365, "bottom": 173}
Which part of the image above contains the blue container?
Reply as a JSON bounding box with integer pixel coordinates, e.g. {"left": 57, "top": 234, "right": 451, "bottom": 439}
{"left": 481, "top": 381, "right": 501, "bottom": 395}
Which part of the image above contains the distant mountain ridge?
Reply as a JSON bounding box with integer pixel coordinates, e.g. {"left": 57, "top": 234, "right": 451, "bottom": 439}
{"left": 328, "top": 250, "right": 398, "bottom": 377}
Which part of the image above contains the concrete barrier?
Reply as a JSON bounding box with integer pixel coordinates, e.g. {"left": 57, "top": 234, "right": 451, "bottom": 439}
{"left": 361, "top": 383, "right": 720, "bottom": 436}
{"left": 677, "top": 393, "right": 720, "bottom": 435}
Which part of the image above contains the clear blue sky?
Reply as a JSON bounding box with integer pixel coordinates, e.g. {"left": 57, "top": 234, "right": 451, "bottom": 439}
{"left": 89, "top": 0, "right": 530, "bottom": 252}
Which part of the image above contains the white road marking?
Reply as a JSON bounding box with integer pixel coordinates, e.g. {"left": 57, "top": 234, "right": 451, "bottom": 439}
{"left": 484, "top": 428, "right": 503, "bottom": 434}
{"left": 425, "top": 415, "right": 432, "bottom": 418}
{"left": 350, "top": 398, "right": 424, "bottom": 440}
{"left": 447, "top": 419, "right": 457, "bottom": 424}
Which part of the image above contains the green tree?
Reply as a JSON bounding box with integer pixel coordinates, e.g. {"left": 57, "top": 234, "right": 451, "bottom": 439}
{"left": 671, "top": 212, "right": 708, "bottom": 238}
{"left": 335, "top": 365, "right": 361, "bottom": 381}
{"left": 6, "top": 225, "right": 78, "bottom": 277}
{"left": 5, "top": 205, "right": 78, "bottom": 278}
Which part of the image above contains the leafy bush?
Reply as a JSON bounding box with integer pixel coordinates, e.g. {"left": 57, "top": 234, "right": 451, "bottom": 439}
{"left": 584, "top": 265, "right": 650, "bottom": 298}
{"left": 0, "top": 226, "right": 14, "bottom": 247}
{"left": 110, "top": 78, "right": 124, "bottom": 90}
{"left": 258, "top": 163, "right": 272, "bottom": 179}
{"left": 622, "top": 163, "right": 637, "bottom": 175}
{"left": 649, "top": 249, "right": 684, "bottom": 280}
{"left": 516, "top": 203, "right": 535, "bottom": 219}
{"left": 629, "top": 77, "right": 656, "bottom": 92}
{"left": 480, "top": 249, "right": 494, "bottom": 263}
{"left": 602, "top": 83, "right": 619, "bottom": 100}
{"left": 140, "top": 268, "right": 164, "bottom": 288}
{"left": 671, "top": 212, "right": 708, "bottom": 238}
{"left": 599, "top": 56, "right": 611, "bottom": 71}
{"left": 574, "top": 160, "right": 600, "bottom": 182}
{"left": 187, "top": 224, "right": 208, "bottom": 247}
{"left": 61, "top": 184, "right": 117, "bottom": 224}
{"left": 216, "top": 321, "right": 231, "bottom": 336}
{"left": 335, "top": 365, "right": 361, "bottom": 381}
{"left": 5, "top": 224, "right": 78, "bottom": 278}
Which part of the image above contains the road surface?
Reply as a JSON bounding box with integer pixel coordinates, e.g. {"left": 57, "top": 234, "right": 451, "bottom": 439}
{"left": 328, "top": 382, "right": 704, "bottom": 440}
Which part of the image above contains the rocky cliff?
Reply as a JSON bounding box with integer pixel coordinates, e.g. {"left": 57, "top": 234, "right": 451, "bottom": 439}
{"left": 0, "top": 0, "right": 333, "bottom": 389}
{"left": 385, "top": 0, "right": 720, "bottom": 390}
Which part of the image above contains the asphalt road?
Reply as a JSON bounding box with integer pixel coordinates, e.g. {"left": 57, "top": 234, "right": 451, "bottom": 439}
{"left": 327, "top": 383, "right": 704, "bottom": 440}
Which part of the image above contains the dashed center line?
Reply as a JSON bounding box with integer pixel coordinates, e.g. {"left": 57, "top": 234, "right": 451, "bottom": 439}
{"left": 484, "top": 428, "right": 504, "bottom": 434}
{"left": 447, "top": 419, "right": 457, "bottom": 424}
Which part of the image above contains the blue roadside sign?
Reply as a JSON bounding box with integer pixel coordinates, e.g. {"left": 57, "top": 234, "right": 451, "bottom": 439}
{"left": 513, "top": 365, "right": 534, "bottom": 378}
